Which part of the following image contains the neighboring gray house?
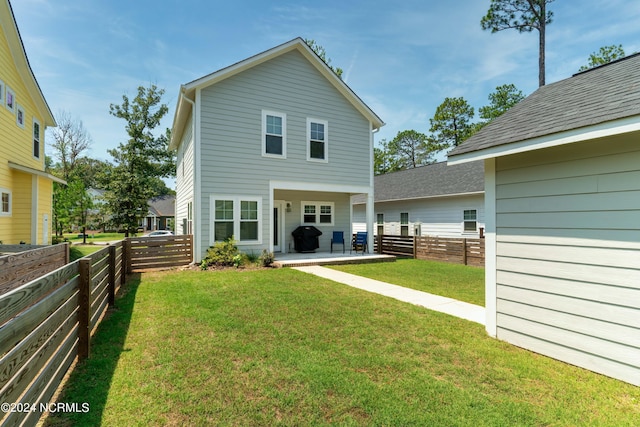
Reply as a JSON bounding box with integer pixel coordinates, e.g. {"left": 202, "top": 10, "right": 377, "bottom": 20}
{"left": 353, "top": 161, "right": 484, "bottom": 237}
{"left": 170, "top": 38, "right": 384, "bottom": 261}
{"left": 143, "top": 195, "right": 175, "bottom": 232}
{"left": 448, "top": 54, "right": 640, "bottom": 386}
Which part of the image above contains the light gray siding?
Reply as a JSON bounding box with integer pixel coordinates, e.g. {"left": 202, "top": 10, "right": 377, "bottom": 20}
{"left": 175, "top": 111, "right": 194, "bottom": 235}
{"left": 196, "top": 50, "right": 372, "bottom": 258}
{"left": 494, "top": 132, "right": 640, "bottom": 386}
{"left": 353, "top": 194, "right": 485, "bottom": 237}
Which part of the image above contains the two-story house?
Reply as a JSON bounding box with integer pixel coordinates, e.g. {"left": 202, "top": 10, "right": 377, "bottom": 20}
{"left": 170, "top": 38, "right": 384, "bottom": 262}
{"left": 0, "top": 0, "right": 60, "bottom": 245}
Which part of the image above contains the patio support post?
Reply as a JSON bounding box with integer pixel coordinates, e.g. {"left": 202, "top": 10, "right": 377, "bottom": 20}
{"left": 366, "top": 191, "right": 374, "bottom": 254}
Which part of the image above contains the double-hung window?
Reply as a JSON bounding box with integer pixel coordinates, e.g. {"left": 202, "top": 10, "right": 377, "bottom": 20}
{"left": 307, "top": 118, "right": 328, "bottom": 162}
{"left": 262, "top": 110, "right": 286, "bottom": 158}
{"left": 1, "top": 190, "right": 11, "bottom": 216}
{"left": 463, "top": 209, "right": 477, "bottom": 232}
{"left": 5, "top": 86, "right": 14, "bottom": 113}
{"left": 400, "top": 212, "right": 409, "bottom": 237}
{"left": 33, "top": 119, "right": 41, "bottom": 159}
{"left": 212, "top": 196, "right": 262, "bottom": 244}
{"left": 301, "top": 201, "right": 334, "bottom": 226}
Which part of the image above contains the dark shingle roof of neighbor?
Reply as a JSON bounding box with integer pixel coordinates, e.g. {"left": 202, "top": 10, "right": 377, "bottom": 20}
{"left": 149, "top": 195, "right": 175, "bottom": 217}
{"left": 449, "top": 52, "right": 640, "bottom": 158}
{"left": 354, "top": 160, "right": 484, "bottom": 204}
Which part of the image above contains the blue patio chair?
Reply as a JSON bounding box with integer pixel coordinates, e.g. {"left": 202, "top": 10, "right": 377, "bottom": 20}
{"left": 331, "top": 231, "right": 345, "bottom": 254}
{"left": 352, "top": 231, "right": 368, "bottom": 254}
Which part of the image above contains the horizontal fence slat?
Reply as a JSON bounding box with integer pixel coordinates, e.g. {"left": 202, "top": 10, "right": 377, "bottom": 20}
{"left": 0, "top": 244, "right": 69, "bottom": 296}
{"left": 127, "top": 235, "right": 192, "bottom": 271}
{"left": 376, "top": 235, "right": 484, "bottom": 266}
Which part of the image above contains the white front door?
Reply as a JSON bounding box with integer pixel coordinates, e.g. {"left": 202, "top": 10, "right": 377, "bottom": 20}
{"left": 273, "top": 200, "right": 284, "bottom": 252}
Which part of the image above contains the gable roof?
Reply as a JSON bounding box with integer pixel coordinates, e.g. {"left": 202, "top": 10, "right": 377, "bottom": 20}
{"left": 353, "top": 161, "right": 484, "bottom": 205}
{"left": 170, "top": 37, "right": 384, "bottom": 150}
{"left": 148, "top": 195, "right": 175, "bottom": 217}
{"left": 0, "top": 0, "right": 55, "bottom": 127}
{"left": 448, "top": 53, "right": 640, "bottom": 164}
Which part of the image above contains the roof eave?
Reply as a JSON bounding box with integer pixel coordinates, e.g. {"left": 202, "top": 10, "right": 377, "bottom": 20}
{"left": 448, "top": 115, "right": 640, "bottom": 165}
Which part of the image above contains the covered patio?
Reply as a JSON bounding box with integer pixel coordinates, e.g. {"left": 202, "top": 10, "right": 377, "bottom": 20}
{"left": 274, "top": 251, "right": 395, "bottom": 267}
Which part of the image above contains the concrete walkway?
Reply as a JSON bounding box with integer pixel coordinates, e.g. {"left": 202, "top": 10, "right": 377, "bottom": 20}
{"left": 293, "top": 265, "right": 485, "bottom": 325}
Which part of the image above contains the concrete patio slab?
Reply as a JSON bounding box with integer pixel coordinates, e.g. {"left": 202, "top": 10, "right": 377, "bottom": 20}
{"left": 274, "top": 252, "right": 395, "bottom": 267}
{"left": 293, "top": 265, "right": 485, "bottom": 325}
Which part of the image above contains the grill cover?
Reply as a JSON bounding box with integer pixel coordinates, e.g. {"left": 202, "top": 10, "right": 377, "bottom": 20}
{"left": 291, "top": 226, "right": 323, "bottom": 252}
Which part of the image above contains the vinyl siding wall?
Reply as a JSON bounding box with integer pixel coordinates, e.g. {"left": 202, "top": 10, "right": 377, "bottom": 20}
{"left": 196, "top": 50, "right": 372, "bottom": 258}
{"left": 175, "top": 111, "right": 194, "bottom": 236}
{"left": 353, "top": 194, "right": 485, "bottom": 237}
{"left": 494, "top": 132, "right": 640, "bottom": 386}
{"left": 0, "top": 21, "right": 51, "bottom": 244}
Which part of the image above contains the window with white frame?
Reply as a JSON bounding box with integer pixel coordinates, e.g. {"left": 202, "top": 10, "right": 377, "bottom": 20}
{"left": 0, "top": 79, "right": 4, "bottom": 105}
{"left": 16, "top": 104, "right": 25, "bottom": 128}
{"left": 301, "top": 201, "right": 334, "bottom": 225}
{"left": 212, "top": 196, "right": 262, "bottom": 244}
{"left": 307, "top": 118, "right": 328, "bottom": 162}
{"left": 6, "top": 86, "right": 15, "bottom": 113}
{"left": 400, "top": 212, "right": 409, "bottom": 236}
{"left": 1, "top": 190, "right": 11, "bottom": 215}
{"left": 262, "top": 110, "right": 286, "bottom": 157}
{"left": 463, "top": 209, "right": 477, "bottom": 232}
{"left": 377, "top": 213, "right": 384, "bottom": 236}
{"left": 33, "top": 119, "right": 41, "bottom": 159}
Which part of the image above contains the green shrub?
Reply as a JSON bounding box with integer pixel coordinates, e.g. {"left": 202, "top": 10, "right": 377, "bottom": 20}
{"left": 245, "top": 251, "right": 261, "bottom": 264}
{"left": 202, "top": 238, "right": 239, "bottom": 267}
{"left": 260, "top": 249, "right": 275, "bottom": 267}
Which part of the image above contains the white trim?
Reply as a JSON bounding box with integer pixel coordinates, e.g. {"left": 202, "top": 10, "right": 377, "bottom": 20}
{"left": 16, "top": 104, "right": 25, "bottom": 128}
{"left": 352, "top": 190, "right": 485, "bottom": 205}
{"left": 448, "top": 115, "right": 640, "bottom": 165}
{"left": 8, "top": 161, "right": 66, "bottom": 184}
{"left": 270, "top": 180, "right": 370, "bottom": 195}
{"left": 210, "top": 195, "right": 263, "bottom": 245}
{"left": 306, "top": 117, "right": 328, "bottom": 163}
{"left": 32, "top": 117, "right": 41, "bottom": 159}
{"left": 484, "top": 158, "right": 497, "bottom": 337}
{"left": 194, "top": 89, "right": 202, "bottom": 261}
{"left": 0, "top": 79, "right": 4, "bottom": 104}
{"left": 262, "top": 110, "right": 287, "bottom": 158}
{"left": 5, "top": 85, "right": 15, "bottom": 113}
{"left": 0, "top": 188, "right": 11, "bottom": 216}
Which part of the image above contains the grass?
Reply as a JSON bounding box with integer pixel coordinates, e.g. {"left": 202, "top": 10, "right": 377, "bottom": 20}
{"left": 330, "top": 258, "right": 485, "bottom": 306}
{"left": 63, "top": 232, "right": 126, "bottom": 243}
{"left": 46, "top": 269, "right": 639, "bottom": 426}
{"left": 69, "top": 245, "right": 104, "bottom": 261}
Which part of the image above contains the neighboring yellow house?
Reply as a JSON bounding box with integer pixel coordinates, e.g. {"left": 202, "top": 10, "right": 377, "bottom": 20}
{"left": 0, "top": 0, "right": 61, "bottom": 245}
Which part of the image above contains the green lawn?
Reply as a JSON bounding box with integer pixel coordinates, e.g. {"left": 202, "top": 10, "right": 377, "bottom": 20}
{"left": 69, "top": 244, "right": 104, "bottom": 261}
{"left": 331, "top": 258, "right": 485, "bottom": 306}
{"left": 63, "top": 232, "right": 126, "bottom": 243}
{"left": 46, "top": 269, "right": 639, "bottom": 426}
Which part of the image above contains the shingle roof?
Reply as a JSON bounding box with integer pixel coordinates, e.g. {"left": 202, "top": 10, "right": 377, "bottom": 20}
{"left": 148, "top": 195, "right": 175, "bottom": 217}
{"left": 449, "top": 53, "right": 640, "bottom": 158}
{"left": 353, "top": 161, "right": 484, "bottom": 204}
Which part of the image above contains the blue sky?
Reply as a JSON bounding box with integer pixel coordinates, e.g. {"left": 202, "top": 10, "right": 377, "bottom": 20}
{"left": 10, "top": 0, "right": 640, "bottom": 167}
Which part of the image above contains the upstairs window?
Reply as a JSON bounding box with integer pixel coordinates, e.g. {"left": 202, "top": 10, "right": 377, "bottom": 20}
{"left": 17, "top": 104, "right": 25, "bottom": 128}
{"left": 33, "top": 119, "right": 41, "bottom": 159}
{"left": 262, "top": 111, "right": 286, "bottom": 158}
{"left": 5, "top": 86, "right": 15, "bottom": 113}
{"left": 463, "top": 209, "right": 477, "bottom": 232}
{"left": 307, "top": 118, "right": 328, "bottom": 162}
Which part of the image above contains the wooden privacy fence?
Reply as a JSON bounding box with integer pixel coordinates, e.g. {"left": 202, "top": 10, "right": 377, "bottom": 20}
{"left": 125, "top": 234, "right": 193, "bottom": 271}
{"left": 375, "top": 235, "right": 485, "bottom": 267}
{"left": 0, "top": 244, "right": 70, "bottom": 296}
{"left": 0, "top": 242, "right": 124, "bottom": 427}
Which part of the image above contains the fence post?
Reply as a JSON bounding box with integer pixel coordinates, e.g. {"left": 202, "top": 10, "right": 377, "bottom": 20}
{"left": 124, "top": 238, "right": 132, "bottom": 275}
{"left": 413, "top": 236, "right": 417, "bottom": 259}
{"left": 64, "top": 242, "right": 70, "bottom": 265}
{"left": 120, "top": 242, "right": 126, "bottom": 285}
{"left": 377, "top": 235, "right": 382, "bottom": 254}
{"left": 108, "top": 245, "right": 116, "bottom": 306}
{"left": 462, "top": 238, "right": 468, "bottom": 265}
{"left": 78, "top": 258, "right": 91, "bottom": 361}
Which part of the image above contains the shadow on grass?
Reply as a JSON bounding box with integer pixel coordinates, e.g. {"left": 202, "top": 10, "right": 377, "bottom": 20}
{"left": 44, "top": 273, "right": 142, "bottom": 427}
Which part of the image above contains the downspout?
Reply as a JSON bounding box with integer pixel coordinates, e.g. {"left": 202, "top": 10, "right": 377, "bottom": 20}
{"left": 367, "top": 125, "right": 379, "bottom": 253}
{"left": 179, "top": 89, "right": 198, "bottom": 263}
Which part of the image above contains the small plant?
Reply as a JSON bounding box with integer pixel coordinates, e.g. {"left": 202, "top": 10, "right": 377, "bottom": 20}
{"left": 260, "top": 249, "right": 275, "bottom": 267}
{"left": 201, "top": 237, "right": 239, "bottom": 268}
{"left": 232, "top": 254, "right": 244, "bottom": 268}
{"left": 245, "top": 251, "right": 261, "bottom": 265}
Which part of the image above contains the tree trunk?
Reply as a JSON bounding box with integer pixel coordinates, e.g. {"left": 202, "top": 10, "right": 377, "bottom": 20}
{"left": 538, "top": 2, "right": 546, "bottom": 86}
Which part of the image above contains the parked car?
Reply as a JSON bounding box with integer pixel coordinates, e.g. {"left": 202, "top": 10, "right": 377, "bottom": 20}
{"left": 146, "top": 230, "right": 174, "bottom": 237}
